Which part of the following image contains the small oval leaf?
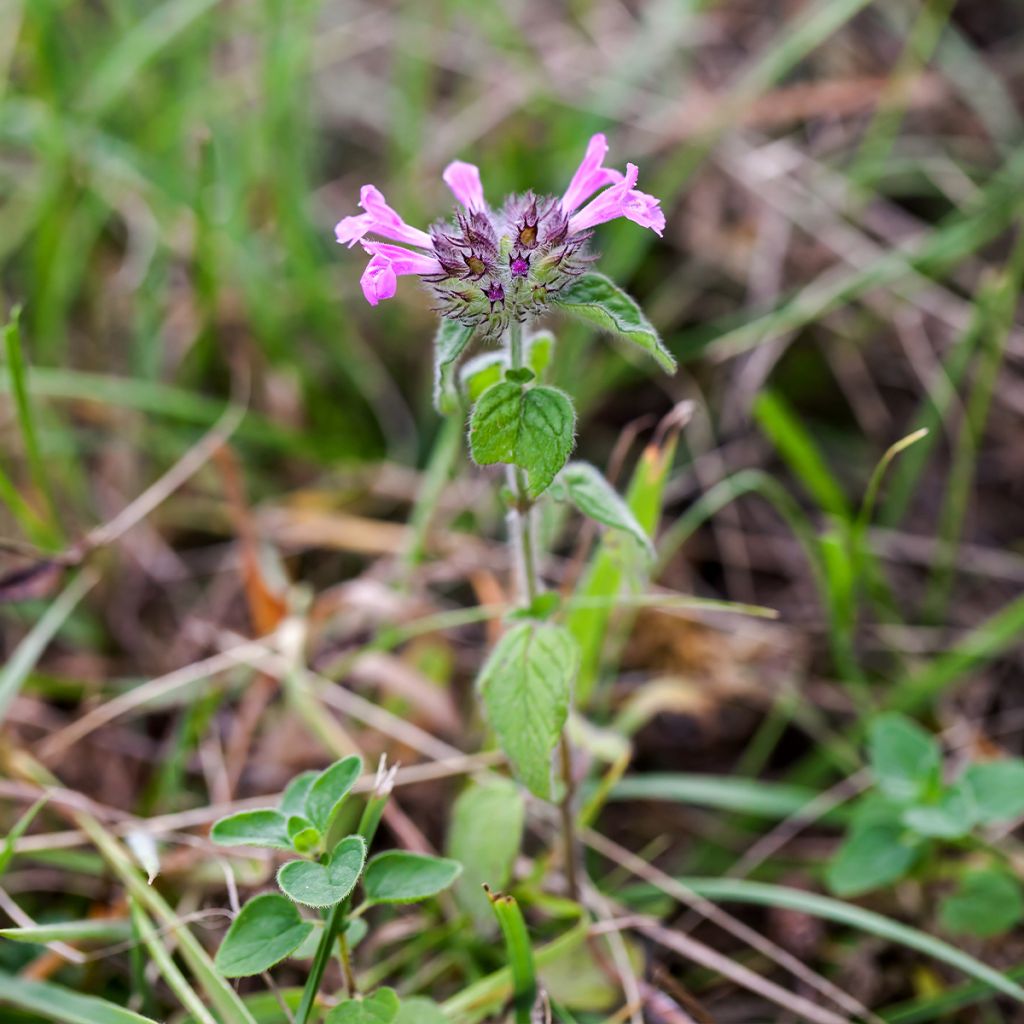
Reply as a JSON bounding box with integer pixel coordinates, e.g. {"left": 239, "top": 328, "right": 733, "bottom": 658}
{"left": 210, "top": 810, "right": 292, "bottom": 851}
{"left": 280, "top": 771, "right": 319, "bottom": 817}
{"left": 214, "top": 893, "right": 313, "bottom": 978}
{"left": 306, "top": 755, "right": 363, "bottom": 833}
{"left": 550, "top": 462, "right": 652, "bottom": 554}
{"left": 325, "top": 987, "right": 401, "bottom": 1024}
{"left": 363, "top": 851, "right": 462, "bottom": 905}
{"left": 277, "top": 834, "right": 366, "bottom": 908}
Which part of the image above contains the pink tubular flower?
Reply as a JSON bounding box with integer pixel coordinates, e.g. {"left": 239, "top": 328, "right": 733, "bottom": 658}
{"left": 560, "top": 133, "right": 624, "bottom": 214}
{"left": 567, "top": 163, "right": 665, "bottom": 237}
{"left": 359, "top": 243, "right": 443, "bottom": 306}
{"left": 335, "top": 185, "right": 433, "bottom": 249}
{"left": 442, "top": 161, "right": 485, "bottom": 212}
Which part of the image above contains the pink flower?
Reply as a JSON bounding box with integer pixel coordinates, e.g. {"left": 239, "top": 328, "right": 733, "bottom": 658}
{"left": 442, "top": 161, "right": 485, "bottom": 212}
{"left": 335, "top": 185, "right": 433, "bottom": 249}
{"left": 567, "top": 163, "right": 665, "bottom": 237}
{"left": 359, "top": 243, "right": 442, "bottom": 306}
{"left": 560, "top": 134, "right": 624, "bottom": 214}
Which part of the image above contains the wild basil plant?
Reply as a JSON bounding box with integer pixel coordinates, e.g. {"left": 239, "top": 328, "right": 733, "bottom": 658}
{"left": 335, "top": 135, "right": 676, "bottom": 890}
{"left": 210, "top": 755, "right": 460, "bottom": 1023}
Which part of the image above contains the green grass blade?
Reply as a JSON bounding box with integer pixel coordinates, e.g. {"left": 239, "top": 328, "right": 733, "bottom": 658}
{"left": 3, "top": 308, "right": 62, "bottom": 545}
{"left": 665, "top": 878, "right": 1024, "bottom": 1004}
{"left": 0, "top": 971, "right": 160, "bottom": 1024}
{"left": 0, "top": 919, "right": 131, "bottom": 944}
{"left": 753, "top": 391, "right": 850, "bottom": 520}
{"left": 0, "top": 569, "right": 96, "bottom": 725}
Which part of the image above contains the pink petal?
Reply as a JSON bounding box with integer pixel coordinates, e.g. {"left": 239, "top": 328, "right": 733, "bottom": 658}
{"left": 360, "top": 255, "right": 398, "bottom": 306}
{"left": 442, "top": 161, "right": 485, "bottom": 212}
{"left": 335, "top": 212, "right": 374, "bottom": 248}
{"left": 561, "top": 133, "right": 624, "bottom": 214}
{"left": 567, "top": 163, "right": 664, "bottom": 237}
{"left": 361, "top": 242, "right": 443, "bottom": 277}
{"left": 335, "top": 185, "right": 432, "bottom": 250}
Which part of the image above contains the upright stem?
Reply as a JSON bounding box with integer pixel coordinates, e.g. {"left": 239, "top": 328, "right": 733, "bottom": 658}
{"left": 504, "top": 320, "right": 579, "bottom": 902}
{"left": 505, "top": 321, "right": 539, "bottom": 605}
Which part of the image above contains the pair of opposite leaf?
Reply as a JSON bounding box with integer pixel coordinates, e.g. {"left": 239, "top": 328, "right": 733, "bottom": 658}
{"left": 211, "top": 755, "right": 461, "bottom": 977}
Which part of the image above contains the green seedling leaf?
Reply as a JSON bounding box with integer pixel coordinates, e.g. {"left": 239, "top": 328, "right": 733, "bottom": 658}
{"left": 553, "top": 272, "right": 675, "bottom": 373}
{"left": 363, "top": 851, "right": 462, "bottom": 905}
{"left": 287, "top": 817, "right": 321, "bottom": 855}
{"left": 867, "top": 713, "right": 941, "bottom": 801}
{"left": 903, "top": 784, "right": 973, "bottom": 840}
{"left": 469, "top": 382, "right": 575, "bottom": 498}
{"left": 550, "top": 462, "right": 653, "bottom": 554}
{"left": 214, "top": 893, "right": 314, "bottom": 978}
{"left": 508, "top": 590, "right": 562, "bottom": 623}
{"left": 210, "top": 810, "right": 292, "bottom": 851}
{"left": 305, "top": 755, "right": 363, "bottom": 833}
{"left": 395, "top": 997, "right": 448, "bottom": 1024}
{"left": 277, "top": 835, "right": 366, "bottom": 908}
{"left": 959, "top": 759, "right": 1024, "bottom": 824}
{"left": 478, "top": 621, "right": 578, "bottom": 799}
{"left": 448, "top": 778, "right": 525, "bottom": 930}
{"left": 505, "top": 366, "right": 535, "bottom": 384}
{"left": 434, "top": 320, "right": 475, "bottom": 414}
{"left": 280, "top": 771, "right": 319, "bottom": 816}
{"left": 826, "top": 823, "right": 920, "bottom": 897}
{"left": 939, "top": 869, "right": 1024, "bottom": 937}
{"left": 325, "top": 988, "right": 400, "bottom": 1024}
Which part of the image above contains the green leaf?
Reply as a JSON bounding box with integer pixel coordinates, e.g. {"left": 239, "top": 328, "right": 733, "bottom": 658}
{"left": 447, "top": 778, "right": 525, "bottom": 929}
{"left": 280, "top": 771, "right": 319, "bottom": 816}
{"left": 526, "top": 330, "right": 554, "bottom": 378}
{"left": 460, "top": 351, "right": 505, "bottom": 403}
{"left": 288, "top": 817, "right": 321, "bottom": 855}
{"left": 550, "top": 462, "right": 653, "bottom": 554}
{"left": 469, "top": 382, "right": 575, "bottom": 498}
{"left": 395, "top": 997, "right": 448, "bottom": 1024}
{"left": 434, "top": 320, "right": 475, "bottom": 414}
{"left": 867, "top": 713, "right": 941, "bottom": 800}
{"left": 305, "top": 755, "right": 363, "bottom": 833}
{"left": 214, "top": 893, "right": 314, "bottom": 978}
{"left": 477, "top": 622, "right": 578, "bottom": 799}
{"left": 210, "top": 810, "right": 292, "bottom": 851}
{"left": 0, "top": 971, "right": 160, "bottom": 1024}
{"left": 552, "top": 272, "right": 675, "bottom": 373}
{"left": 277, "top": 835, "right": 366, "bottom": 908}
{"left": 363, "top": 851, "right": 462, "bottom": 905}
{"left": 826, "top": 824, "right": 920, "bottom": 897}
{"left": 325, "top": 988, "right": 401, "bottom": 1024}
{"left": 939, "top": 870, "right": 1024, "bottom": 938}
{"left": 903, "top": 784, "right": 974, "bottom": 840}
{"left": 959, "top": 759, "right": 1024, "bottom": 824}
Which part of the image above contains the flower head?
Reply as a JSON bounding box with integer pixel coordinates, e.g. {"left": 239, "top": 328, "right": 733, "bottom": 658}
{"left": 334, "top": 135, "right": 664, "bottom": 338}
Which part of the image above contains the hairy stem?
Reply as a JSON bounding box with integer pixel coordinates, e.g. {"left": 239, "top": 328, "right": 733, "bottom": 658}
{"left": 503, "top": 320, "right": 579, "bottom": 902}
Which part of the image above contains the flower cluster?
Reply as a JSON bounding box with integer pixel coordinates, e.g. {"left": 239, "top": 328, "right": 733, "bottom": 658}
{"left": 335, "top": 135, "right": 665, "bottom": 340}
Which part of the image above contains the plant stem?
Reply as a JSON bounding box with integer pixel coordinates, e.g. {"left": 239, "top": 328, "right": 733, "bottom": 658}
{"left": 505, "top": 321, "right": 539, "bottom": 606}
{"left": 293, "top": 776, "right": 393, "bottom": 1024}
{"left": 504, "top": 320, "right": 580, "bottom": 903}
